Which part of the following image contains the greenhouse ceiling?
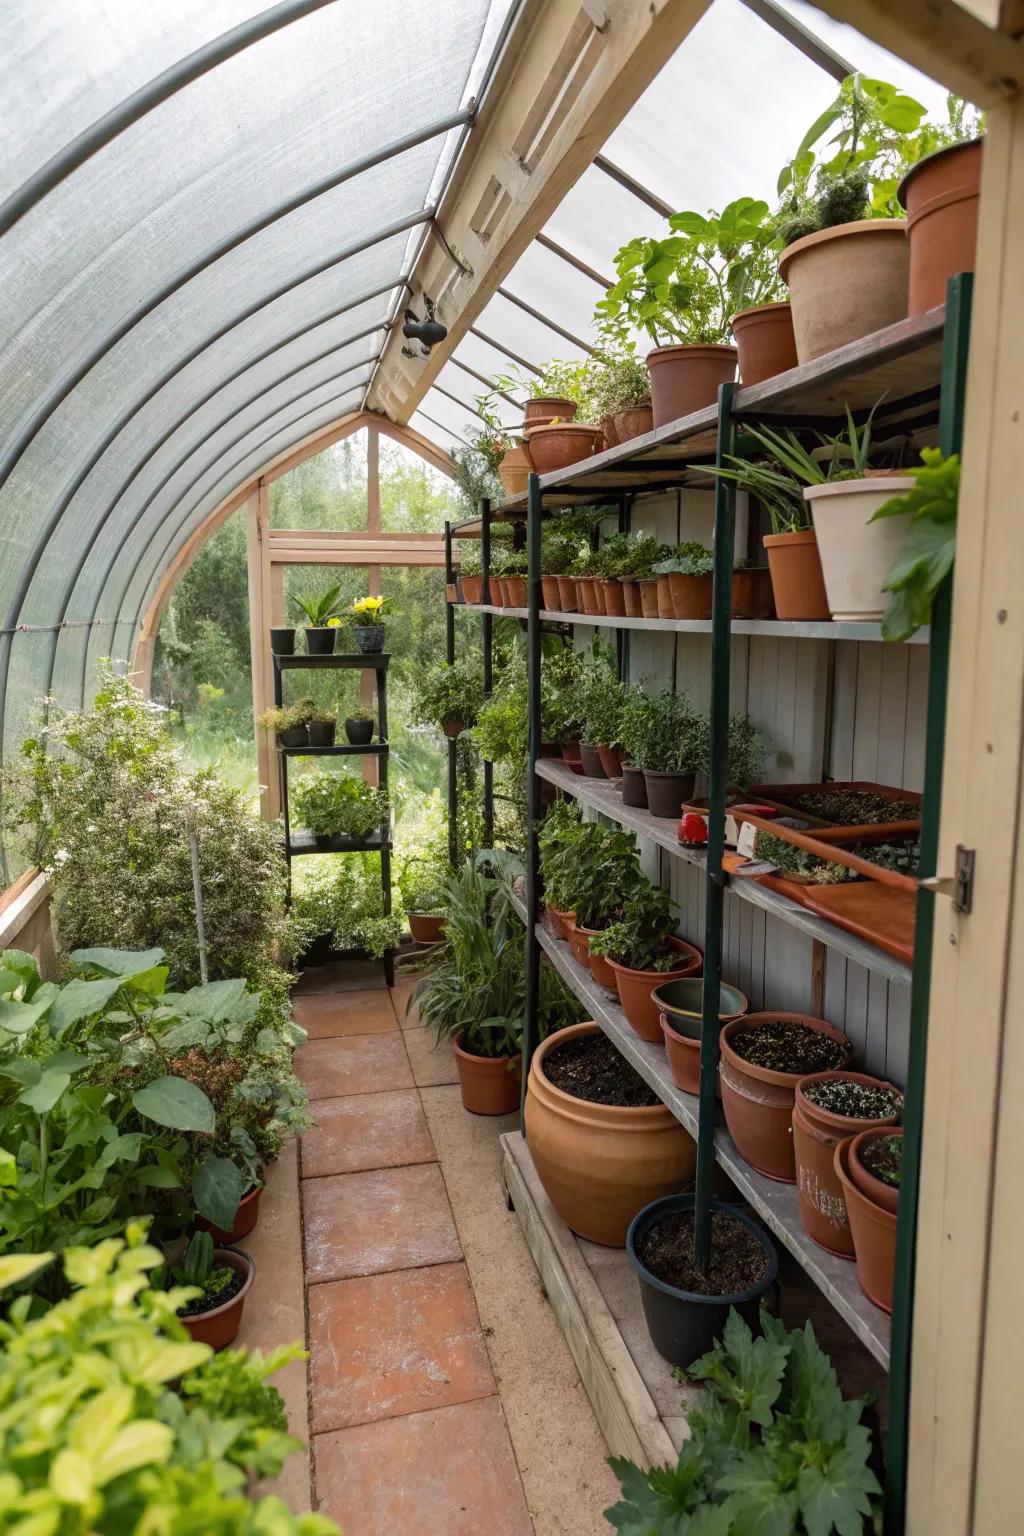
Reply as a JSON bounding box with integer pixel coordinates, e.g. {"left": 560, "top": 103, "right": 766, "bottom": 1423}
{"left": 0, "top": 0, "right": 965, "bottom": 758}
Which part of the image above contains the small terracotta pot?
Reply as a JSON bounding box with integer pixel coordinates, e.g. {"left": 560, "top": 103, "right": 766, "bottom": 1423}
{"left": 848, "top": 1126, "right": 902, "bottom": 1216}
{"left": 527, "top": 423, "right": 602, "bottom": 474}
{"left": 731, "top": 567, "right": 775, "bottom": 619}
{"left": 504, "top": 574, "right": 527, "bottom": 607}
{"left": 524, "top": 1022, "right": 696, "bottom": 1246}
{"left": 453, "top": 1034, "right": 522, "bottom": 1116}
{"left": 196, "top": 1183, "right": 263, "bottom": 1246}
{"left": 656, "top": 574, "right": 675, "bottom": 619}
{"left": 601, "top": 413, "right": 618, "bottom": 448}
{"left": 556, "top": 575, "right": 579, "bottom": 611}
{"left": 446, "top": 582, "right": 457, "bottom": 604}
{"left": 643, "top": 769, "right": 696, "bottom": 820}
{"left": 561, "top": 736, "right": 583, "bottom": 767}
{"left": 647, "top": 344, "right": 737, "bottom": 428}
{"left": 491, "top": 578, "right": 507, "bottom": 607}
{"left": 601, "top": 580, "right": 626, "bottom": 617}
{"left": 498, "top": 444, "right": 532, "bottom": 499}
{"left": 763, "top": 529, "right": 830, "bottom": 621}
{"left": 669, "top": 571, "right": 713, "bottom": 620}
{"left": 576, "top": 926, "right": 617, "bottom": 990}
{"left": 525, "top": 397, "right": 577, "bottom": 425}
{"left": 638, "top": 579, "right": 659, "bottom": 618}
{"left": 660, "top": 982, "right": 750, "bottom": 1096}
{"left": 546, "top": 904, "right": 576, "bottom": 941}
{"left": 576, "top": 577, "right": 599, "bottom": 615}
{"left": 461, "top": 575, "right": 483, "bottom": 604}
{"left": 408, "top": 911, "right": 446, "bottom": 945}
{"left": 621, "top": 579, "right": 642, "bottom": 617}
{"left": 181, "top": 1249, "right": 255, "bottom": 1351}
{"left": 591, "top": 580, "right": 607, "bottom": 615}
{"left": 779, "top": 219, "right": 909, "bottom": 364}
{"left": 835, "top": 1135, "right": 898, "bottom": 1313}
{"left": 731, "top": 301, "right": 798, "bottom": 386}
{"left": 621, "top": 763, "right": 649, "bottom": 808}
{"left": 567, "top": 920, "right": 592, "bottom": 970}
{"left": 718, "top": 1014, "right": 852, "bottom": 1182}
{"left": 597, "top": 743, "right": 624, "bottom": 778}
{"left": 579, "top": 742, "right": 607, "bottom": 778}
{"left": 541, "top": 575, "right": 562, "bottom": 611}
{"left": 792, "top": 1071, "right": 902, "bottom": 1256}
{"left": 441, "top": 717, "right": 464, "bottom": 739}
{"left": 612, "top": 405, "right": 654, "bottom": 443}
{"left": 608, "top": 938, "right": 703, "bottom": 1043}
{"left": 899, "top": 138, "right": 982, "bottom": 316}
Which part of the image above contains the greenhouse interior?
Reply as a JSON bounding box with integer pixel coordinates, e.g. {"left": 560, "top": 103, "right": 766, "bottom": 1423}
{"left": 1, "top": 0, "right": 1022, "bottom": 1532}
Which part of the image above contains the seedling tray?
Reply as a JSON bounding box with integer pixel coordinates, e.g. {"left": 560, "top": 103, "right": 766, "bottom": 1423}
{"left": 734, "top": 813, "right": 919, "bottom": 895}
{"left": 744, "top": 781, "right": 921, "bottom": 842}
{"left": 801, "top": 883, "right": 916, "bottom": 964}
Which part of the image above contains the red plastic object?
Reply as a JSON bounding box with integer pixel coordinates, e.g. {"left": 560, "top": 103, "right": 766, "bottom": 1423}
{"left": 678, "top": 812, "right": 708, "bottom": 846}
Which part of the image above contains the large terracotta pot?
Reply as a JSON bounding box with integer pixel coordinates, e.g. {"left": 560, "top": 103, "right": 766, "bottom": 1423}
{"left": 669, "top": 571, "right": 713, "bottom": 620}
{"left": 196, "top": 1183, "right": 263, "bottom": 1246}
{"left": 524, "top": 1022, "right": 696, "bottom": 1245}
{"left": 461, "top": 575, "right": 483, "bottom": 604}
{"left": 525, "top": 396, "right": 576, "bottom": 425}
{"left": 613, "top": 405, "right": 654, "bottom": 443}
{"left": 792, "top": 1071, "right": 902, "bottom": 1256}
{"left": 181, "top": 1249, "right": 255, "bottom": 1351}
{"left": 718, "top": 1014, "right": 852, "bottom": 1182}
{"left": 835, "top": 1135, "right": 898, "bottom": 1312}
{"left": 556, "top": 575, "right": 579, "bottom": 611}
{"left": 899, "top": 138, "right": 983, "bottom": 316}
{"left": 453, "top": 1034, "right": 521, "bottom": 1116}
{"left": 498, "top": 444, "right": 532, "bottom": 499}
{"left": 621, "top": 579, "right": 642, "bottom": 617}
{"left": 601, "top": 413, "right": 618, "bottom": 448}
{"left": 602, "top": 580, "right": 626, "bottom": 617}
{"left": 577, "top": 577, "right": 601, "bottom": 615}
{"left": 779, "top": 220, "right": 909, "bottom": 364}
{"left": 408, "top": 911, "right": 446, "bottom": 945}
{"left": 731, "top": 301, "right": 798, "bottom": 386}
{"left": 608, "top": 937, "right": 703, "bottom": 1042}
{"left": 527, "top": 423, "right": 602, "bottom": 474}
{"left": 803, "top": 476, "right": 913, "bottom": 621}
{"left": 731, "top": 568, "right": 775, "bottom": 619}
{"left": 541, "top": 575, "right": 562, "bottom": 611}
{"left": 848, "top": 1126, "right": 902, "bottom": 1216}
{"left": 763, "top": 529, "right": 830, "bottom": 620}
{"left": 647, "top": 344, "right": 737, "bottom": 428}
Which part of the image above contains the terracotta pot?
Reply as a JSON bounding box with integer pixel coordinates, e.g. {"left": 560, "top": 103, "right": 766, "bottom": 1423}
{"left": 731, "top": 300, "right": 798, "bottom": 385}
{"left": 804, "top": 476, "right": 913, "bottom": 621}
{"left": 669, "top": 571, "right": 713, "bottom": 620}
{"left": 181, "top": 1249, "right": 255, "bottom": 1351}
{"left": 591, "top": 580, "right": 607, "bottom": 615}
{"left": 546, "top": 904, "right": 576, "bottom": 942}
{"left": 656, "top": 574, "right": 675, "bottom": 619}
{"left": 527, "top": 424, "right": 602, "bottom": 474}
{"left": 638, "top": 579, "right": 659, "bottom": 618}
{"left": 597, "top": 743, "right": 624, "bottom": 778}
{"left": 579, "top": 742, "right": 607, "bottom": 778}
{"left": 196, "top": 1183, "right": 263, "bottom": 1246}
{"left": 763, "top": 529, "right": 830, "bottom": 620}
{"left": 600, "top": 579, "right": 626, "bottom": 617}
{"left": 453, "top": 1034, "right": 522, "bottom": 1116}
{"left": 621, "top": 763, "right": 649, "bottom": 808}
{"left": 525, "top": 397, "right": 577, "bottom": 425}
{"left": 779, "top": 220, "right": 909, "bottom": 364}
{"left": 601, "top": 413, "right": 618, "bottom": 448}
{"left": 643, "top": 769, "right": 697, "bottom": 820}
{"left": 566, "top": 920, "right": 592, "bottom": 970}
{"left": 441, "top": 717, "right": 465, "bottom": 739}
{"left": 608, "top": 937, "right": 703, "bottom": 1043}
{"left": 556, "top": 575, "right": 579, "bottom": 611}
{"left": 576, "top": 926, "right": 617, "bottom": 990}
{"left": 541, "top": 575, "right": 562, "bottom": 611}
{"left": 647, "top": 344, "right": 738, "bottom": 428}
{"left": 835, "top": 1136, "right": 898, "bottom": 1313}
{"left": 494, "top": 578, "right": 510, "bottom": 607}
{"left": 498, "top": 444, "right": 532, "bottom": 499}
{"left": 613, "top": 405, "right": 654, "bottom": 443}
{"left": 657, "top": 980, "right": 749, "bottom": 1093}
{"left": 446, "top": 582, "right": 457, "bottom": 605}
{"left": 792, "top": 1071, "right": 902, "bottom": 1256}
{"left": 461, "top": 575, "right": 483, "bottom": 604}
{"left": 408, "top": 911, "right": 446, "bottom": 945}
{"left": 576, "top": 577, "right": 598, "bottom": 615}
{"left": 718, "top": 1014, "right": 853, "bottom": 1182}
{"left": 524, "top": 1022, "right": 696, "bottom": 1245}
{"left": 848, "top": 1126, "right": 902, "bottom": 1216}
{"left": 621, "top": 578, "right": 642, "bottom": 617}
{"left": 731, "top": 567, "right": 775, "bottom": 619}
{"left": 899, "top": 138, "right": 983, "bottom": 316}
{"left": 504, "top": 574, "right": 527, "bottom": 607}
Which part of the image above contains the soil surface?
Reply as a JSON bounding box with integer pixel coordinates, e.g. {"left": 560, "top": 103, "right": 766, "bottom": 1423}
{"left": 791, "top": 789, "right": 919, "bottom": 825}
{"left": 860, "top": 1133, "right": 903, "bottom": 1188}
{"left": 802, "top": 1077, "right": 902, "bottom": 1120}
{"left": 176, "top": 1265, "right": 245, "bottom": 1318}
{"left": 729, "top": 1019, "right": 848, "bottom": 1075}
{"left": 544, "top": 1033, "right": 659, "bottom": 1107}
{"left": 637, "top": 1209, "right": 769, "bottom": 1297}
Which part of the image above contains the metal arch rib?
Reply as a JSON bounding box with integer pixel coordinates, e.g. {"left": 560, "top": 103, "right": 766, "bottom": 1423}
{"left": 0, "top": 0, "right": 344, "bottom": 236}
{"left": 0, "top": 107, "right": 471, "bottom": 501}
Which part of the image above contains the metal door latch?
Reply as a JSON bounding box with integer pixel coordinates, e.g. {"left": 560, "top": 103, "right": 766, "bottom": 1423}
{"left": 918, "top": 845, "right": 975, "bottom": 914}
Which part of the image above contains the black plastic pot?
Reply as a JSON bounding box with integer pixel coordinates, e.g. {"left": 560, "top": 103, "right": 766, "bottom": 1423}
{"left": 270, "top": 626, "right": 295, "bottom": 656}
{"left": 278, "top": 725, "right": 308, "bottom": 749}
{"left": 313, "top": 831, "right": 334, "bottom": 849}
{"left": 305, "top": 626, "right": 337, "bottom": 655}
{"left": 354, "top": 626, "right": 385, "bottom": 654}
{"left": 299, "top": 932, "right": 336, "bottom": 968}
{"left": 643, "top": 769, "right": 696, "bottom": 819}
{"left": 627, "top": 1194, "right": 779, "bottom": 1367}
{"left": 307, "top": 719, "right": 336, "bottom": 747}
{"left": 345, "top": 717, "right": 374, "bottom": 745}
{"left": 579, "top": 742, "right": 608, "bottom": 778}
{"left": 621, "top": 763, "right": 649, "bottom": 808}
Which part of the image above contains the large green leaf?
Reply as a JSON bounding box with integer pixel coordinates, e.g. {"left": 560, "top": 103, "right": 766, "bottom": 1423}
{"left": 0, "top": 1251, "right": 54, "bottom": 1290}
{"left": 70, "top": 946, "right": 165, "bottom": 978}
{"left": 132, "top": 1076, "right": 216, "bottom": 1134}
{"left": 175, "top": 978, "right": 247, "bottom": 1019}
{"left": 47, "top": 976, "right": 125, "bottom": 1037}
{"left": 0, "top": 995, "right": 52, "bottom": 1036}
{"left": 796, "top": 1426, "right": 880, "bottom": 1536}
{"left": 0, "top": 948, "right": 41, "bottom": 996}
{"left": 192, "top": 1156, "right": 246, "bottom": 1230}
{"left": 19, "top": 1068, "right": 71, "bottom": 1114}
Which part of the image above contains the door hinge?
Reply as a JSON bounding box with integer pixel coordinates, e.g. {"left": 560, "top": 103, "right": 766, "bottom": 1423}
{"left": 918, "top": 845, "right": 975, "bottom": 914}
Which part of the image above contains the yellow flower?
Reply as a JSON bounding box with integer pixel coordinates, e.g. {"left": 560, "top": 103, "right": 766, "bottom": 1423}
{"left": 325, "top": 616, "right": 342, "bottom": 627}
{"left": 350, "top": 596, "right": 388, "bottom": 624}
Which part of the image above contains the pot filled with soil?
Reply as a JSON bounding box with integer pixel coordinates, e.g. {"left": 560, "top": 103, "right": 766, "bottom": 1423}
{"left": 452, "top": 1032, "right": 521, "bottom": 1116}
{"left": 524, "top": 1022, "right": 696, "bottom": 1245}
{"left": 613, "top": 405, "right": 654, "bottom": 444}
{"left": 803, "top": 476, "right": 914, "bottom": 621}
{"left": 195, "top": 1182, "right": 263, "bottom": 1246}
{"left": 344, "top": 715, "right": 374, "bottom": 745}
{"left": 835, "top": 1132, "right": 901, "bottom": 1312}
{"left": 731, "top": 567, "right": 775, "bottom": 619}
{"left": 601, "top": 579, "right": 627, "bottom": 617}
{"left": 354, "top": 625, "right": 386, "bottom": 655}
{"left": 793, "top": 1071, "right": 902, "bottom": 1255}
{"left": 762, "top": 529, "right": 830, "bottom": 621}
{"left": 307, "top": 718, "right": 336, "bottom": 747}
{"left": 638, "top": 578, "right": 659, "bottom": 618}
{"left": 579, "top": 742, "right": 607, "bottom": 779}
{"left": 498, "top": 443, "right": 532, "bottom": 499}
{"left": 848, "top": 1126, "right": 902, "bottom": 1216}
{"left": 408, "top": 911, "right": 446, "bottom": 945}
{"left": 627, "top": 1194, "right": 778, "bottom": 1366}
{"left": 556, "top": 575, "right": 579, "bottom": 611}
{"left": 270, "top": 626, "right": 295, "bottom": 656}
{"left": 596, "top": 743, "right": 624, "bottom": 778}
{"left": 719, "top": 1013, "right": 853, "bottom": 1181}
{"left": 655, "top": 978, "right": 749, "bottom": 1093}
{"left": 527, "top": 424, "right": 602, "bottom": 475}
{"left": 304, "top": 625, "right": 336, "bottom": 656}
{"left": 541, "top": 575, "right": 562, "bottom": 610}
{"left": 899, "top": 137, "right": 983, "bottom": 316}
{"left": 643, "top": 769, "right": 697, "bottom": 820}
{"left": 621, "top": 762, "right": 649, "bottom": 808}
{"left": 278, "top": 723, "right": 308, "bottom": 749}
{"left": 731, "top": 300, "right": 798, "bottom": 385}
{"left": 607, "top": 937, "right": 704, "bottom": 1043}
{"left": 778, "top": 220, "right": 909, "bottom": 364}
{"left": 647, "top": 345, "right": 737, "bottom": 428}
{"left": 176, "top": 1239, "right": 255, "bottom": 1352}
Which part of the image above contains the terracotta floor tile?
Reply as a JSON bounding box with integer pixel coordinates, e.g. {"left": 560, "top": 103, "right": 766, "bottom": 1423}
{"left": 303, "top": 1164, "right": 461, "bottom": 1283}
{"left": 307, "top": 1262, "right": 494, "bottom": 1433}
{"left": 403, "top": 1025, "right": 460, "bottom": 1087}
{"left": 295, "top": 1034, "right": 413, "bottom": 1100}
{"left": 314, "top": 1397, "right": 533, "bottom": 1536}
{"left": 294, "top": 961, "right": 387, "bottom": 995}
{"left": 292, "top": 988, "right": 397, "bottom": 1039}
{"left": 390, "top": 974, "right": 425, "bottom": 1026}
{"left": 301, "top": 1089, "right": 435, "bottom": 1178}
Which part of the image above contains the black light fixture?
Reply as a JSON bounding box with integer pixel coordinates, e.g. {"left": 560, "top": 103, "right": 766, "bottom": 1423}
{"left": 402, "top": 295, "right": 447, "bottom": 354}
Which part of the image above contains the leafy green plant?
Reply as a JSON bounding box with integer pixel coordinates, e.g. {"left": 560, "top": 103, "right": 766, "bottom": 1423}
{"left": 294, "top": 584, "right": 343, "bottom": 626}
{"left": 541, "top": 526, "right": 587, "bottom": 576}
{"left": 619, "top": 688, "right": 708, "bottom": 775}
{"left": 726, "top": 713, "right": 768, "bottom": 788}
{"left": 458, "top": 542, "right": 484, "bottom": 578}
{"left": 606, "top": 1308, "right": 880, "bottom": 1535}
{"left": 587, "top": 882, "right": 678, "bottom": 972}
{"left": 288, "top": 855, "right": 402, "bottom": 960}
{"left": 653, "top": 540, "right": 715, "bottom": 578}
{"left": 290, "top": 770, "right": 390, "bottom": 840}
{"left": 170, "top": 1230, "right": 236, "bottom": 1314}
{"left": 411, "top": 656, "right": 486, "bottom": 731}
{"left": 577, "top": 652, "right": 626, "bottom": 747}
{"left": 872, "top": 448, "right": 959, "bottom": 641}
{"left": 398, "top": 839, "right": 453, "bottom": 915}
{"left": 538, "top": 808, "right": 642, "bottom": 928}
{"left": 472, "top": 661, "right": 529, "bottom": 763}
{"left": 591, "top": 347, "right": 652, "bottom": 417}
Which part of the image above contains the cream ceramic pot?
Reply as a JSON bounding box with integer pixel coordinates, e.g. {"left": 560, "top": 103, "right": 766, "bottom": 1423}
{"left": 803, "top": 476, "right": 913, "bottom": 621}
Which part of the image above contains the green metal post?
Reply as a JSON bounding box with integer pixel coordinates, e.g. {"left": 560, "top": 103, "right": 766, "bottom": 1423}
{"left": 884, "top": 274, "right": 972, "bottom": 1533}
{"left": 693, "top": 382, "right": 737, "bottom": 1271}
{"left": 521, "top": 474, "right": 543, "bottom": 1131}
{"left": 444, "top": 519, "right": 458, "bottom": 869}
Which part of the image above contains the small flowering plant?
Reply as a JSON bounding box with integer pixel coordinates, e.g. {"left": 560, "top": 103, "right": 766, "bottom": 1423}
{"left": 349, "top": 596, "right": 389, "bottom": 627}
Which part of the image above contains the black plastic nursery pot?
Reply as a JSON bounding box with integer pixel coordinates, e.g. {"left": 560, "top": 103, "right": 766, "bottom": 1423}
{"left": 627, "top": 1193, "right": 779, "bottom": 1367}
{"left": 278, "top": 725, "right": 308, "bottom": 748}
{"left": 643, "top": 770, "right": 697, "bottom": 819}
{"left": 305, "top": 626, "right": 337, "bottom": 655}
{"left": 307, "top": 720, "right": 336, "bottom": 747}
{"left": 355, "top": 625, "right": 386, "bottom": 654}
{"left": 345, "top": 717, "right": 374, "bottom": 745}
{"left": 270, "top": 626, "right": 295, "bottom": 655}
{"left": 621, "top": 763, "right": 649, "bottom": 808}
{"left": 579, "top": 742, "right": 608, "bottom": 778}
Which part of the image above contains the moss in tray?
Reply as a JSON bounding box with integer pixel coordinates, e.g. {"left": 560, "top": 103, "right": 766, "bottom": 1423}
{"left": 861, "top": 1133, "right": 902, "bottom": 1188}
{"left": 730, "top": 1019, "right": 847, "bottom": 1075}
{"left": 801, "top": 1078, "right": 902, "bottom": 1120}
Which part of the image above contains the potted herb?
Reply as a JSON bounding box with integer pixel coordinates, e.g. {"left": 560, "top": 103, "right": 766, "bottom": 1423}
{"left": 591, "top": 345, "right": 654, "bottom": 445}
{"left": 257, "top": 704, "right": 307, "bottom": 749}
{"left": 289, "top": 858, "right": 401, "bottom": 966}
{"left": 458, "top": 543, "right": 483, "bottom": 604}
{"left": 835, "top": 1128, "right": 903, "bottom": 1312}
{"left": 579, "top": 663, "right": 626, "bottom": 778}
{"left": 344, "top": 707, "right": 374, "bottom": 745}
{"left": 269, "top": 623, "right": 295, "bottom": 656}
{"left": 588, "top": 884, "right": 702, "bottom": 1042}
{"left": 306, "top": 706, "right": 336, "bottom": 748}
{"left": 502, "top": 358, "right": 602, "bottom": 474}
{"left": 653, "top": 540, "right": 714, "bottom": 619}
{"left": 540, "top": 526, "right": 584, "bottom": 611}
{"left": 569, "top": 545, "right": 604, "bottom": 616}
{"left": 399, "top": 842, "right": 451, "bottom": 945}
{"left": 793, "top": 1070, "right": 902, "bottom": 1256}
{"left": 348, "top": 595, "right": 388, "bottom": 653}
{"left": 411, "top": 656, "right": 485, "bottom": 739}
{"left": 295, "top": 584, "right": 343, "bottom": 654}
{"left": 617, "top": 534, "right": 671, "bottom": 618}
{"left": 291, "top": 769, "right": 390, "bottom": 846}
{"left": 500, "top": 547, "right": 528, "bottom": 608}
{"left": 625, "top": 688, "right": 708, "bottom": 819}
{"left": 171, "top": 1231, "right": 255, "bottom": 1351}
{"left": 537, "top": 798, "right": 585, "bottom": 939}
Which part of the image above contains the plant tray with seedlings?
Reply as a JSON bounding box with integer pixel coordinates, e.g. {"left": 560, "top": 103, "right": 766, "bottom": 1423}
{"left": 743, "top": 781, "right": 922, "bottom": 841}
